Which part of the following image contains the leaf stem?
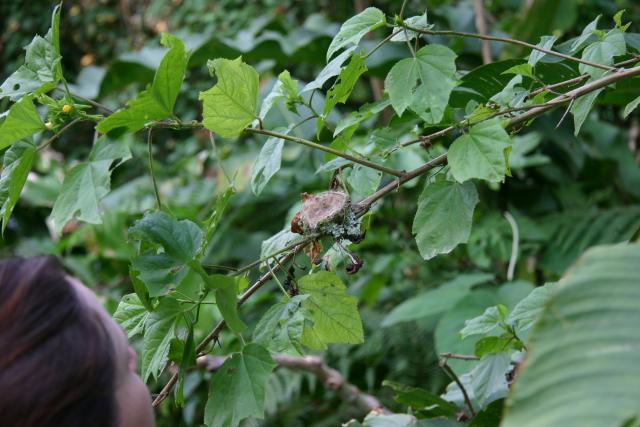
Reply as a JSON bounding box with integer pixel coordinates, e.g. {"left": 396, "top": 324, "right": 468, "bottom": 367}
{"left": 146, "top": 129, "right": 163, "bottom": 210}
{"left": 246, "top": 127, "right": 405, "bottom": 177}
{"left": 37, "top": 118, "right": 83, "bottom": 152}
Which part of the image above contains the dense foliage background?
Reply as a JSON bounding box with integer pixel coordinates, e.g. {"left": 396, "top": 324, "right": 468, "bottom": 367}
{"left": 1, "top": 1, "right": 640, "bottom": 426}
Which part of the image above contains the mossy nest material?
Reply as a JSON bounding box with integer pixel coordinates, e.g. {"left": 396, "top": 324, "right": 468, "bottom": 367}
{"left": 291, "top": 191, "right": 362, "bottom": 241}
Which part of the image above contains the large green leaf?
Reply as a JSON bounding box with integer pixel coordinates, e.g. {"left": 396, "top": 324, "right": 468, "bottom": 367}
{"left": 96, "top": 33, "right": 189, "bottom": 134}
{"left": 385, "top": 45, "right": 457, "bottom": 124}
{"left": 579, "top": 29, "right": 626, "bottom": 80}
{"left": 207, "top": 274, "right": 247, "bottom": 334}
{"left": 301, "top": 46, "right": 357, "bottom": 93}
{"left": 199, "top": 57, "right": 259, "bottom": 137}
{"left": 442, "top": 353, "right": 511, "bottom": 412}
{"left": 141, "top": 297, "right": 182, "bottom": 382}
{"left": 204, "top": 343, "right": 276, "bottom": 427}
{"left": 113, "top": 293, "right": 149, "bottom": 339}
{"left": 253, "top": 294, "right": 308, "bottom": 354}
{"left": 50, "top": 137, "right": 131, "bottom": 233}
{"left": 503, "top": 244, "right": 640, "bottom": 427}
{"left": 326, "top": 7, "right": 386, "bottom": 61}
{"left": 459, "top": 305, "right": 508, "bottom": 340}
{"left": 0, "top": 139, "right": 36, "bottom": 232}
{"left": 506, "top": 283, "right": 556, "bottom": 339}
{"left": 299, "top": 271, "right": 364, "bottom": 349}
{"left": 448, "top": 118, "right": 512, "bottom": 183}
{"left": 322, "top": 52, "right": 367, "bottom": 118}
{"left": 0, "top": 6, "right": 61, "bottom": 101}
{"left": 129, "top": 211, "right": 203, "bottom": 262}
{"left": 0, "top": 96, "right": 45, "bottom": 150}
{"left": 251, "top": 127, "right": 287, "bottom": 195}
{"left": 381, "top": 273, "right": 493, "bottom": 327}
{"left": 412, "top": 180, "right": 479, "bottom": 260}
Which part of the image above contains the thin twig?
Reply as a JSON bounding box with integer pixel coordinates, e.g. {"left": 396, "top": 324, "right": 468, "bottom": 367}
{"left": 440, "top": 359, "right": 476, "bottom": 416}
{"left": 555, "top": 97, "right": 575, "bottom": 129}
{"left": 440, "top": 352, "right": 481, "bottom": 361}
{"left": 37, "top": 118, "right": 83, "bottom": 152}
{"left": 147, "top": 128, "right": 163, "bottom": 210}
{"left": 405, "top": 24, "right": 615, "bottom": 72}
{"left": 246, "top": 128, "right": 405, "bottom": 177}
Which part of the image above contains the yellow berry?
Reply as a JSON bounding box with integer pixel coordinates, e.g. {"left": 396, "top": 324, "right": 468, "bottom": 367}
{"left": 45, "top": 121, "right": 54, "bottom": 130}
{"left": 62, "top": 104, "right": 72, "bottom": 113}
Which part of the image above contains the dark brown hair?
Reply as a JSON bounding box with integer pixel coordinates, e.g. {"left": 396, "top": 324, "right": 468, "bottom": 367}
{"left": 0, "top": 256, "right": 117, "bottom": 427}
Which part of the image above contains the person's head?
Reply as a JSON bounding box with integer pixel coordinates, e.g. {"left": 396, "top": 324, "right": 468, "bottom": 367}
{"left": 0, "top": 256, "right": 154, "bottom": 427}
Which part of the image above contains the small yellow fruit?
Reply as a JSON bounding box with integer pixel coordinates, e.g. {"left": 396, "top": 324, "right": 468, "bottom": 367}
{"left": 62, "top": 104, "right": 72, "bottom": 113}
{"left": 45, "top": 121, "right": 54, "bottom": 130}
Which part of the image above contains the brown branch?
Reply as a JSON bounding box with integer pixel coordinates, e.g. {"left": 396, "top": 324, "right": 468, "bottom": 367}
{"left": 197, "top": 354, "right": 386, "bottom": 413}
{"left": 440, "top": 352, "right": 480, "bottom": 361}
{"left": 354, "top": 65, "right": 640, "bottom": 213}
{"left": 473, "top": 0, "right": 492, "bottom": 64}
{"left": 405, "top": 24, "right": 615, "bottom": 72}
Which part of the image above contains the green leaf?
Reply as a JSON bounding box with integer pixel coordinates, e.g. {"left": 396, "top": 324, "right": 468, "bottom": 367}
{"left": 298, "top": 271, "right": 364, "bottom": 349}
{"left": 204, "top": 343, "right": 276, "bottom": 427}
{"left": 259, "top": 71, "right": 301, "bottom": 119}
{"left": 0, "top": 96, "right": 45, "bottom": 150}
{"left": 326, "top": 7, "right": 386, "bottom": 61}
{"left": 442, "top": 353, "right": 511, "bottom": 412}
{"left": 199, "top": 57, "right": 259, "bottom": 137}
{"left": 50, "top": 137, "right": 131, "bottom": 233}
{"left": 528, "top": 36, "right": 557, "bottom": 67}
{"left": 0, "top": 139, "right": 36, "bottom": 233}
{"left": 412, "top": 180, "right": 479, "bottom": 260}
{"left": 153, "top": 33, "right": 190, "bottom": 113}
{"left": 448, "top": 118, "right": 512, "bottom": 183}
{"left": 253, "top": 295, "right": 308, "bottom": 354}
{"left": 474, "top": 336, "right": 517, "bottom": 357}
{"left": 142, "top": 297, "right": 182, "bottom": 382}
{"left": 347, "top": 164, "right": 382, "bottom": 200}
{"left": 506, "top": 283, "right": 555, "bottom": 337}
{"left": 570, "top": 15, "right": 601, "bottom": 53}
{"left": 131, "top": 253, "right": 188, "bottom": 297}
{"left": 381, "top": 273, "right": 493, "bottom": 327}
{"left": 334, "top": 98, "right": 391, "bottom": 137}
{"left": 212, "top": 274, "right": 247, "bottom": 334}
{"left": 322, "top": 52, "right": 368, "bottom": 118}
{"left": 113, "top": 293, "right": 149, "bottom": 339}
{"left": 623, "top": 95, "right": 640, "bottom": 118}
{"left": 460, "top": 305, "right": 508, "bottom": 340}
{"left": 0, "top": 6, "right": 61, "bottom": 102}
{"left": 579, "top": 29, "right": 626, "bottom": 80}
{"left": 96, "top": 34, "right": 189, "bottom": 134}
{"left": 251, "top": 127, "right": 288, "bottom": 195}
{"left": 383, "top": 380, "right": 458, "bottom": 417}
{"left": 390, "top": 13, "right": 433, "bottom": 42}
{"left": 385, "top": 45, "right": 457, "bottom": 124}
{"left": 301, "top": 46, "right": 357, "bottom": 93}
{"left": 502, "top": 63, "right": 534, "bottom": 80}
{"left": 571, "top": 88, "right": 603, "bottom": 136}
{"left": 198, "top": 187, "right": 234, "bottom": 258}
{"left": 503, "top": 244, "right": 640, "bottom": 427}
{"left": 129, "top": 211, "right": 203, "bottom": 262}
